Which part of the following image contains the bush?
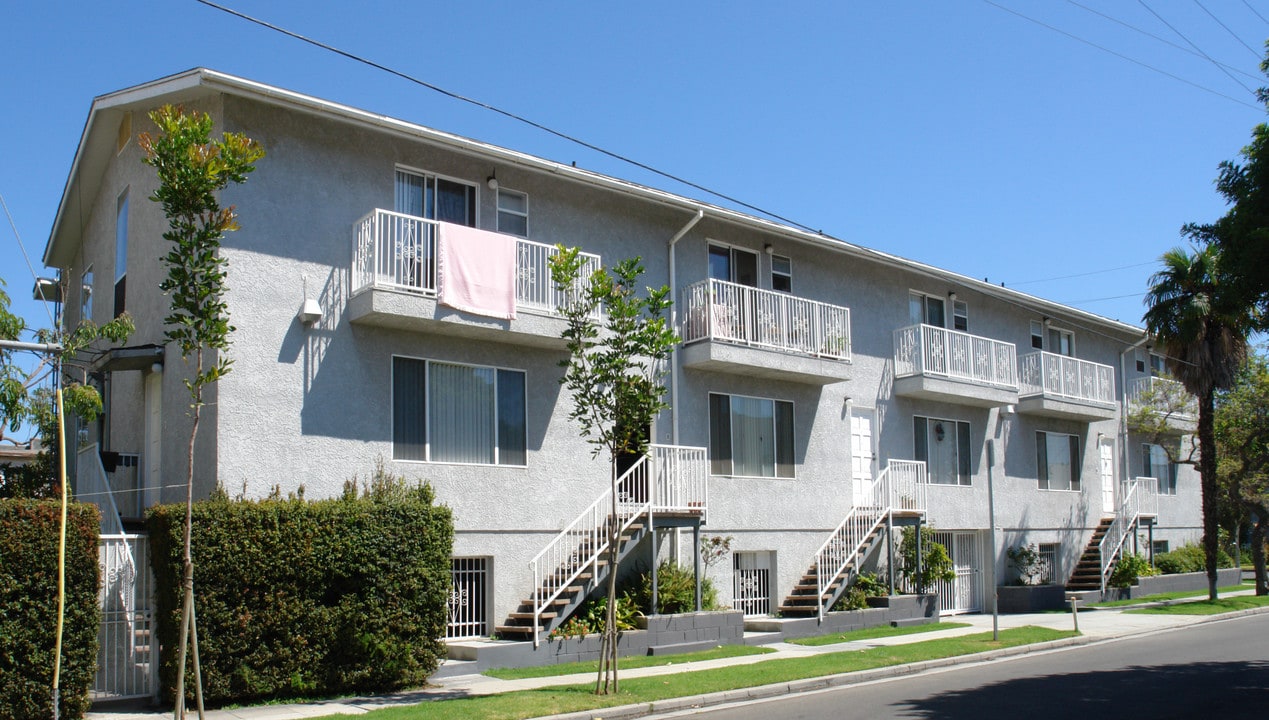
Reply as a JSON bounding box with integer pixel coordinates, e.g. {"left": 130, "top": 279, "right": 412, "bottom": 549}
{"left": 1110, "top": 552, "right": 1158, "bottom": 588}
{"left": 0, "top": 499, "right": 101, "bottom": 720}
{"left": 147, "top": 474, "right": 453, "bottom": 707}
{"left": 550, "top": 593, "right": 641, "bottom": 640}
{"left": 831, "top": 572, "right": 887, "bottom": 611}
{"left": 898, "top": 527, "right": 956, "bottom": 591}
{"left": 1006, "top": 543, "right": 1046, "bottom": 586}
{"left": 625, "top": 560, "right": 720, "bottom": 614}
{"left": 1154, "top": 544, "right": 1234, "bottom": 574}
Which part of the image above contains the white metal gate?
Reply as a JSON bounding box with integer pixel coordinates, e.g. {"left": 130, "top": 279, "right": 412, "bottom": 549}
{"left": 447, "top": 557, "right": 489, "bottom": 638}
{"left": 931, "top": 531, "right": 983, "bottom": 615}
{"left": 732, "top": 551, "right": 773, "bottom": 616}
{"left": 94, "top": 533, "right": 157, "bottom": 701}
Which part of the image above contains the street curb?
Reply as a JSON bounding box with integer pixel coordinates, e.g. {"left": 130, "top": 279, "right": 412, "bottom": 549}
{"left": 541, "top": 607, "right": 1269, "bottom": 720}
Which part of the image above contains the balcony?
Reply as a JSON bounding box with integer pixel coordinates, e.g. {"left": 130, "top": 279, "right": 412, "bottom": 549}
{"left": 347, "top": 210, "right": 599, "bottom": 348}
{"left": 1128, "top": 377, "right": 1197, "bottom": 434}
{"left": 679, "top": 278, "right": 852, "bottom": 385}
{"left": 1016, "top": 351, "right": 1117, "bottom": 422}
{"left": 892, "top": 324, "right": 1018, "bottom": 406}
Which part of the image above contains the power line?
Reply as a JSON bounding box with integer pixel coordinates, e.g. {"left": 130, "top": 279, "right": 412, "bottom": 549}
{"left": 1059, "top": 291, "right": 1144, "bottom": 304}
{"left": 193, "top": 0, "right": 823, "bottom": 235}
{"left": 1007, "top": 260, "right": 1159, "bottom": 287}
{"left": 0, "top": 192, "right": 57, "bottom": 329}
{"left": 1065, "top": 0, "right": 1260, "bottom": 80}
{"left": 984, "top": 0, "right": 1261, "bottom": 110}
{"left": 1193, "top": 0, "right": 1263, "bottom": 60}
{"left": 1242, "top": 0, "right": 1269, "bottom": 27}
{"left": 1138, "top": 0, "right": 1257, "bottom": 96}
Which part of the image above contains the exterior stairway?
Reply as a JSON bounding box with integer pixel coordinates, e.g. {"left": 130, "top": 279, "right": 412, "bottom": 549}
{"left": 1065, "top": 517, "right": 1114, "bottom": 591}
{"left": 496, "top": 445, "right": 708, "bottom": 645}
{"left": 778, "top": 460, "right": 928, "bottom": 621}
{"left": 495, "top": 517, "right": 648, "bottom": 640}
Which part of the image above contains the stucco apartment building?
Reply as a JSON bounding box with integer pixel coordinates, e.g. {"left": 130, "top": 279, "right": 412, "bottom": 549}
{"left": 46, "top": 69, "right": 1201, "bottom": 641}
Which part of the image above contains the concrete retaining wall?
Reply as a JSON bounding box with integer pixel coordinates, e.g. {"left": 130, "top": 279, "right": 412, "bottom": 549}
{"left": 743, "top": 594, "right": 938, "bottom": 641}
{"left": 1101, "top": 567, "right": 1243, "bottom": 601}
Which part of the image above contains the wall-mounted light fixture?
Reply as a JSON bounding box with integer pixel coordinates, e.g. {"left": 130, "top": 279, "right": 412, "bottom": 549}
{"left": 948, "top": 291, "right": 958, "bottom": 302}
{"left": 763, "top": 243, "right": 774, "bottom": 255}
{"left": 298, "top": 274, "right": 322, "bottom": 326}
{"left": 487, "top": 172, "right": 499, "bottom": 190}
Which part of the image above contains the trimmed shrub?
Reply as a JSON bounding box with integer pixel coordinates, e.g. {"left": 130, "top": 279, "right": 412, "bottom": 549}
{"left": 1154, "top": 544, "right": 1234, "bottom": 574}
{"left": 1110, "top": 552, "right": 1158, "bottom": 588}
{"left": 0, "top": 499, "right": 101, "bottom": 720}
{"left": 147, "top": 478, "right": 453, "bottom": 707}
{"left": 626, "top": 560, "right": 721, "bottom": 614}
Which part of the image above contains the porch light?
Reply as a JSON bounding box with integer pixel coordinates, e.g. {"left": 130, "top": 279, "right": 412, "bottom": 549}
{"left": 487, "top": 172, "right": 499, "bottom": 190}
{"left": 948, "top": 291, "right": 957, "bottom": 301}
{"left": 298, "top": 298, "right": 322, "bottom": 326}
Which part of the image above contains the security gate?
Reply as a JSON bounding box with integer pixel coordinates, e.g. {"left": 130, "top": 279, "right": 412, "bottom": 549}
{"left": 447, "top": 557, "right": 489, "bottom": 638}
{"left": 930, "top": 531, "right": 983, "bottom": 615}
{"left": 732, "top": 551, "right": 773, "bottom": 616}
{"left": 94, "top": 533, "right": 157, "bottom": 701}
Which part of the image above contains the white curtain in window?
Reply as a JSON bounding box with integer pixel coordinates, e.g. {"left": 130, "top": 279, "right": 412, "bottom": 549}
{"left": 731, "top": 396, "right": 775, "bottom": 477}
{"left": 429, "top": 362, "right": 495, "bottom": 463}
{"left": 1045, "top": 433, "right": 1075, "bottom": 490}
{"left": 395, "top": 171, "right": 425, "bottom": 216}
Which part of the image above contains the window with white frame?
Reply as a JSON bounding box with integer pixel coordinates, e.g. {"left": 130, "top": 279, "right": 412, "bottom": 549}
{"left": 1030, "top": 321, "right": 1044, "bottom": 350}
{"left": 496, "top": 188, "right": 528, "bottom": 237}
{"left": 708, "top": 243, "right": 759, "bottom": 287}
{"left": 1149, "top": 353, "right": 1167, "bottom": 376}
{"left": 1048, "top": 327, "right": 1074, "bottom": 356}
{"left": 1037, "top": 431, "right": 1081, "bottom": 491}
{"left": 114, "top": 189, "right": 128, "bottom": 317}
{"left": 395, "top": 169, "right": 477, "bottom": 226}
{"left": 914, "top": 416, "right": 971, "bottom": 485}
{"left": 770, "top": 255, "right": 792, "bottom": 293}
{"left": 1136, "top": 350, "right": 1146, "bottom": 373}
{"left": 709, "top": 393, "right": 794, "bottom": 478}
{"left": 1143, "top": 443, "right": 1178, "bottom": 495}
{"left": 1037, "top": 542, "right": 1059, "bottom": 584}
{"left": 732, "top": 551, "right": 773, "bottom": 616}
{"left": 81, "top": 267, "right": 93, "bottom": 324}
{"left": 909, "top": 292, "right": 949, "bottom": 328}
{"left": 393, "top": 357, "right": 526, "bottom": 465}
{"left": 1152, "top": 540, "right": 1169, "bottom": 557}
{"left": 447, "top": 557, "right": 489, "bottom": 638}
{"left": 952, "top": 300, "right": 969, "bottom": 332}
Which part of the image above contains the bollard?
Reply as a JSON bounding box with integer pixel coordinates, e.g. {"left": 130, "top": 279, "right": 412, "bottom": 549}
{"left": 1069, "top": 597, "right": 1080, "bottom": 634}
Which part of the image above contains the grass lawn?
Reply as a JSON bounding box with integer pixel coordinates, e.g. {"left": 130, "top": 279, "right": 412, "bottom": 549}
{"left": 1090, "top": 583, "right": 1252, "bottom": 608}
{"left": 323, "top": 627, "right": 1074, "bottom": 720}
{"left": 787, "top": 621, "right": 970, "bottom": 647}
{"left": 484, "top": 644, "right": 775, "bottom": 679}
{"left": 1127, "top": 594, "right": 1269, "bottom": 615}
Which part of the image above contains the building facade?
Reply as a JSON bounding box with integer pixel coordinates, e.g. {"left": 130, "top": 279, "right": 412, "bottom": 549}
{"left": 44, "top": 69, "right": 1202, "bottom": 638}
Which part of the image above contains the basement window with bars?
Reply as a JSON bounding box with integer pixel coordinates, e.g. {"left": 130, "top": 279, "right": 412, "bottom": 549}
{"left": 447, "top": 557, "right": 489, "bottom": 639}
{"left": 732, "top": 551, "right": 773, "bottom": 616}
{"left": 1037, "top": 543, "right": 1058, "bottom": 585}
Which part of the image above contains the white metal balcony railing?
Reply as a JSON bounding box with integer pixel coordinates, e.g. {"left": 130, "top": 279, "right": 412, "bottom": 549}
{"left": 893, "top": 324, "right": 1018, "bottom": 390}
{"left": 1019, "top": 351, "right": 1116, "bottom": 407}
{"left": 680, "top": 278, "right": 851, "bottom": 361}
{"left": 1128, "top": 376, "right": 1197, "bottom": 420}
{"left": 351, "top": 209, "right": 601, "bottom": 315}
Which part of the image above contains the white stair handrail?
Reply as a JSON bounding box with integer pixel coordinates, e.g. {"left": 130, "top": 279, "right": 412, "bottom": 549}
{"left": 527, "top": 444, "right": 708, "bottom": 646}
{"left": 1099, "top": 479, "right": 1142, "bottom": 593}
{"left": 78, "top": 444, "right": 139, "bottom": 651}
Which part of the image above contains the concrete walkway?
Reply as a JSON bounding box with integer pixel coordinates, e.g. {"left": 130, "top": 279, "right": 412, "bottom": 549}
{"left": 89, "top": 593, "right": 1265, "bottom": 720}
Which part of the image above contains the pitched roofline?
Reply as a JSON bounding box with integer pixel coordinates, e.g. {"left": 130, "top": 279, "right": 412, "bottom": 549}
{"left": 45, "top": 68, "right": 1148, "bottom": 338}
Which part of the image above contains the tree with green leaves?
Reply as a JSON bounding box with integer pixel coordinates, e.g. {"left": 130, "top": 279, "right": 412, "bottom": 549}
{"left": 897, "top": 526, "right": 955, "bottom": 592}
{"left": 1215, "top": 352, "right": 1269, "bottom": 595}
{"left": 139, "top": 104, "right": 263, "bottom": 717}
{"left": 0, "top": 275, "right": 132, "bottom": 498}
{"left": 549, "top": 247, "right": 677, "bottom": 695}
{"left": 1142, "top": 244, "right": 1252, "bottom": 601}
{"left": 1182, "top": 49, "right": 1269, "bottom": 330}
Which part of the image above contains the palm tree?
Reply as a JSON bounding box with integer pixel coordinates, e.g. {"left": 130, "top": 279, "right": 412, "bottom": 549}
{"left": 1143, "top": 245, "right": 1251, "bottom": 600}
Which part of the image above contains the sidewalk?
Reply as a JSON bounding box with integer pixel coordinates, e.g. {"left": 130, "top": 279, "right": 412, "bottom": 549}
{"left": 89, "top": 593, "right": 1265, "bottom": 720}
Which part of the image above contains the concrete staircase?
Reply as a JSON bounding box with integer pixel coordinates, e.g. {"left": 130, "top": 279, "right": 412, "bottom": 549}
{"left": 1065, "top": 517, "right": 1114, "bottom": 592}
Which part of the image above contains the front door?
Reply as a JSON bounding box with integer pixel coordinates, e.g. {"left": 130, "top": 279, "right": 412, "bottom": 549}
{"left": 850, "top": 408, "right": 876, "bottom": 505}
{"left": 1100, "top": 439, "right": 1116, "bottom": 515}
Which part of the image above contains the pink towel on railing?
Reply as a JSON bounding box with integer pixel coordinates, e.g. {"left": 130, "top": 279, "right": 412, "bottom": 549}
{"left": 437, "top": 223, "right": 517, "bottom": 320}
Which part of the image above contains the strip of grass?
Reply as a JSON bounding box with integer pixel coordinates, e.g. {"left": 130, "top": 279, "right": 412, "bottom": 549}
{"left": 1091, "top": 583, "right": 1252, "bottom": 608}
{"left": 484, "top": 644, "right": 774, "bottom": 680}
{"left": 787, "top": 621, "right": 970, "bottom": 646}
{"left": 1126, "top": 594, "right": 1269, "bottom": 615}
{"left": 331, "top": 626, "right": 1074, "bottom": 720}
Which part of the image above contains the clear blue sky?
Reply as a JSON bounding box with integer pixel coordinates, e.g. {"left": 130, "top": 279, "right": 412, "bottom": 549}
{"left": 1, "top": 1, "right": 1265, "bottom": 336}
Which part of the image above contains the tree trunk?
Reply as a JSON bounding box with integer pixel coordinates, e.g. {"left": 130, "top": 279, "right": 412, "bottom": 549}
{"left": 1251, "top": 506, "right": 1267, "bottom": 596}
{"left": 1199, "top": 391, "right": 1219, "bottom": 602}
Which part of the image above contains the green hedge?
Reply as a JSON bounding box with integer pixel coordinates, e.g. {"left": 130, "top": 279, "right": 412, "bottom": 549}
{"left": 147, "top": 481, "right": 453, "bottom": 706}
{"left": 1154, "top": 544, "right": 1234, "bottom": 574}
{"left": 0, "top": 499, "right": 101, "bottom": 720}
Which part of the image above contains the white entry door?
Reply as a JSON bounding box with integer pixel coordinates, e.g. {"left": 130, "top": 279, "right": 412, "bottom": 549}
{"left": 850, "top": 408, "right": 876, "bottom": 505}
{"left": 1100, "top": 439, "right": 1116, "bottom": 515}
